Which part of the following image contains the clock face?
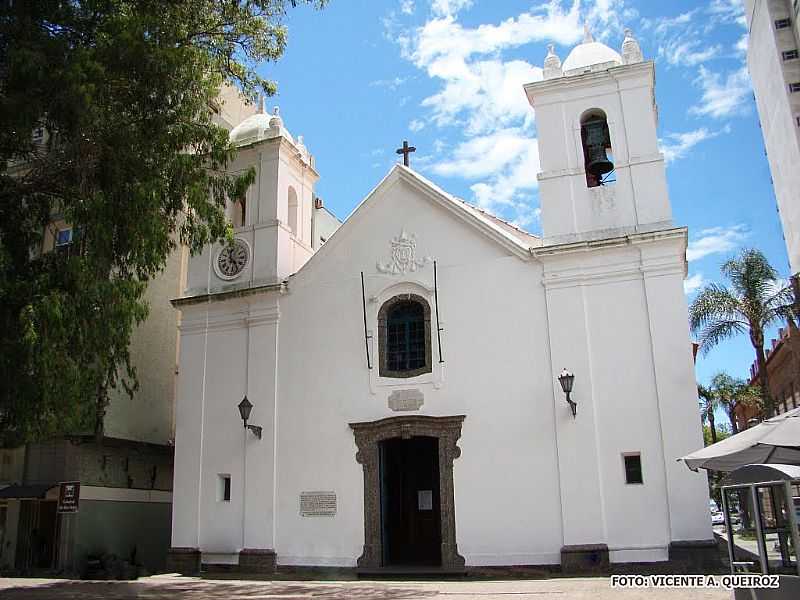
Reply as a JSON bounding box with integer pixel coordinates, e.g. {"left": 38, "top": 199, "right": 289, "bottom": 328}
{"left": 216, "top": 238, "right": 249, "bottom": 279}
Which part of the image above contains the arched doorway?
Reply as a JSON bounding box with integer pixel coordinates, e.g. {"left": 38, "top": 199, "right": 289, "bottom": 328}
{"left": 349, "top": 415, "right": 465, "bottom": 570}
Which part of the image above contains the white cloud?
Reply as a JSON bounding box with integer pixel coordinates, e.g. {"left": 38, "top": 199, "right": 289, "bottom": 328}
{"left": 690, "top": 66, "right": 751, "bottom": 119}
{"left": 684, "top": 273, "right": 707, "bottom": 294}
{"left": 431, "top": 128, "right": 532, "bottom": 180}
{"left": 641, "top": 10, "right": 698, "bottom": 36}
{"left": 409, "top": 118, "right": 425, "bottom": 132}
{"left": 659, "top": 126, "right": 728, "bottom": 164}
{"left": 734, "top": 33, "right": 748, "bottom": 56}
{"left": 370, "top": 76, "right": 407, "bottom": 90}
{"left": 420, "top": 58, "right": 541, "bottom": 134}
{"left": 385, "top": 1, "right": 632, "bottom": 225}
{"left": 408, "top": 1, "right": 585, "bottom": 68}
{"left": 686, "top": 225, "right": 749, "bottom": 262}
{"left": 468, "top": 140, "right": 541, "bottom": 209}
{"left": 430, "top": 0, "right": 472, "bottom": 17}
{"left": 400, "top": 0, "right": 415, "bottom": 16}
{"left": 707, "top": 0, "right": 747, "bottom": 28}
{"left": 658, "top": 39, "right": 721, "bottom": 67}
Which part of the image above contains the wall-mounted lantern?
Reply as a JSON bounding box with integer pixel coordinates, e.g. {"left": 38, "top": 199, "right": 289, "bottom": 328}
{"left": 237, "top": 395, "right": 262, "bottom": 439}
{"left": 558, "top": 368, "right": 577, "bottom": 418}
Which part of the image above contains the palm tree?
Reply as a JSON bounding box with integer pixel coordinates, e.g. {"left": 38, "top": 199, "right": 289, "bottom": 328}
{"left": 690, "top": 249, "right": 794, "bottom": 418}
{"left": 707, "top": 371, "right": 761, "bottom": 434}
{"left": 698, "top": 382, "right": 719, "bottom": 444}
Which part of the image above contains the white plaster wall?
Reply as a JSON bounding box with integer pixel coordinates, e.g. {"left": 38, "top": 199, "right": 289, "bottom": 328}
{"left": 185, "top": 137, "right": 319, "bottom": 295}
{"left": 171, "top": 171, "right": 711, "bottom": 567}
{"left": 541, "top": 234, "right": 711, "bottom": 562}
{"left": 528, "top": 63, "right": 671, "bottom": 244}
{"left": 274, "top": 177, "right": 563, "bottom": 566}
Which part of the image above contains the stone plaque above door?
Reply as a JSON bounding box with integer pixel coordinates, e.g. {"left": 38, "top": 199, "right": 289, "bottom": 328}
{"left": 388, "top": 389, "right": 424, "bottom": 411}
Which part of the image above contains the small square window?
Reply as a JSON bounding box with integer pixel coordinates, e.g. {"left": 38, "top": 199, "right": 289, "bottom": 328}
{"left": 796, "top": 115, "right": 800, "bottom": 127}
{"left": 790, "top": 82, "right": 800, "bottom": 93}
{"left": 775, "top": 18, "right": 792, "bottom": 29}
{"left": 32, "top": 127, "right": 44, "bottom": 141}
{"left": 218, "top": 474, "right": 231, "bottom": 502}
{"left": 55, "top": 228, "right": 73, "bottom": 247}
{"left": 783, "top": 49, "right": 799, "bottom": 61}
{"left": 623, "top": 453, "right": 643, "bottom": 485}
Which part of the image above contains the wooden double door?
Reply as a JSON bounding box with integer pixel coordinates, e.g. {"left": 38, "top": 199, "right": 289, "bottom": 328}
{"left": 379, "top": 436, "right": 442, "bottom": 566}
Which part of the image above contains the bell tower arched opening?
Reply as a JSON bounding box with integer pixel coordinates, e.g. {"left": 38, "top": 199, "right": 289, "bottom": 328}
{"left": 580, "top": 109, "right": 614, "bottom": 188}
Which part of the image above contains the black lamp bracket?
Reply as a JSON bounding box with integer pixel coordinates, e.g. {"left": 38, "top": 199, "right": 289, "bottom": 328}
{"left": 246, "top": 424, "right": 262, "bottom": 439}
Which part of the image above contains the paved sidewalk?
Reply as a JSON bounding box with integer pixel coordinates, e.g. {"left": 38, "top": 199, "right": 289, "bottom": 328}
{"left": 0, "top": 574, "right": 731, "bottom": 599}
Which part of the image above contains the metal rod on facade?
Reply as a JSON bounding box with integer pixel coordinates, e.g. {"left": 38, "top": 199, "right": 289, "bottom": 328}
{"left": 433, "top": 261, "right": 444, "bottom": 364}
{"left": 361, "top": 272, "right": 372, "bottom": 370}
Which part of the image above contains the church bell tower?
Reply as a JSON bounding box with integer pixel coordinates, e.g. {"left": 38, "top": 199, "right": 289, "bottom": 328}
{"left": 184, "top": 101, "right": 319, "bottom": 296}
{"left": 525, "top": 28, "right": 672, "bottom": 244}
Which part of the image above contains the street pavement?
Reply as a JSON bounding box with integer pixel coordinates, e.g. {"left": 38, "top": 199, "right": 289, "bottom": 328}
{"left": 0, "top": 574, "right": 731, "bottom": 599}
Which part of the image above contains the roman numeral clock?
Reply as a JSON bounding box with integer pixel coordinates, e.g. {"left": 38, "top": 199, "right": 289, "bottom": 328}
{"left": 215, "top": 238, "right": 250, "bottom": 280}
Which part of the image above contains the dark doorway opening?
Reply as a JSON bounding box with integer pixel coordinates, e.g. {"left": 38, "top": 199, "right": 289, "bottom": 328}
{"left": 379, "top": 436, "right": 441, "bottom": 567}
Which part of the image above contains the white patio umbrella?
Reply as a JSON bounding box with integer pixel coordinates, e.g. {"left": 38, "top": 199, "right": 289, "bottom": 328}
{"left": 681, "top": 406, "right": 800, "bottom": 472}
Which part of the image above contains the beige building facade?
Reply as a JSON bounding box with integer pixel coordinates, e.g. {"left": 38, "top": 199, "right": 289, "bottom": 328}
{"left": 744, "top": 0, "right": 800, "bottom": 276}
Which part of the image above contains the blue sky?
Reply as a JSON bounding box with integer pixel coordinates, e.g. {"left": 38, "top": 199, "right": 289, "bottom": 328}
{"left": 260, "top": 0, "right": 790, "bottom": 401}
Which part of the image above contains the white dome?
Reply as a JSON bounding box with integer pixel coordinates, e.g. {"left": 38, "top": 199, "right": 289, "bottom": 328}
{"left": 229, "top": 112, "right": 273, "bottom": 145}
{"left": 562, "top": 41, "right": 622, "bottom": 76}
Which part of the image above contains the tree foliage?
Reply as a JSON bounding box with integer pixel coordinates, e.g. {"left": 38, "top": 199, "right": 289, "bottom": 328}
{"left": 689, "top": 249, "right": 794, "bottom": 419}
{"left": 0, "top": 0, "right": 325, "bottom": 446}
{"left": 698, "top": 372, "right": 761, "bottom": 446}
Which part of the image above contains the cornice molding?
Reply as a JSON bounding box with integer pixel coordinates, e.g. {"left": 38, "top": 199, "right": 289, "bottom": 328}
{"left": 172, "top": 281, "right": 286, "bottom": 308}
{"left": 524, "top": 60, "right": 654, "bottom": 102}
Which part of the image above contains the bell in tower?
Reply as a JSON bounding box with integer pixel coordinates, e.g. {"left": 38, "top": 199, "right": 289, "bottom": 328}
{"left": 581, "top": 117, "right": 614, "bottom": 179}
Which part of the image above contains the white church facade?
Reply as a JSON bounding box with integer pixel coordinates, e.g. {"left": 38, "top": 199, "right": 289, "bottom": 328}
{"left": 167, "top": 29, "right": 714, "bottom": 574}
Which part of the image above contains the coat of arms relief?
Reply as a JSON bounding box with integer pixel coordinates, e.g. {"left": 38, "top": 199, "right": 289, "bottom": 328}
{"left": 376, "top": 229, "right": 432, "bottom": 274}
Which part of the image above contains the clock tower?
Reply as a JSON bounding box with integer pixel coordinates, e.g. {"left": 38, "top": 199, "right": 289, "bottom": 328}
{"left": 184, "top": 102, "right": 320, "bottom": 297}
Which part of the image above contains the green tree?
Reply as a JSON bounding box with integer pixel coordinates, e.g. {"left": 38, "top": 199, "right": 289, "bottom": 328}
{"left": 0, "top": 0, "right": 325, "bottom": 446}
{"left": 698, "top": 382, "right": 720, "bottom": 444}
{"left": 689, "top": 249, "right": 794, "bottom": 419}
{"left": 707, "top": 371, "right": 761, "bottom": 434}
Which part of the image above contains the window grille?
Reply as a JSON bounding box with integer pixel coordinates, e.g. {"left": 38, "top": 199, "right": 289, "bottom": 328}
{"left": 790, "top": 82, "right": 800, "bottom": 93}
{"left": 775, "top": 18, "right": 791, "bottom": 29}
{"left": 55, "top": 228, "right": 73, "bottom": 247}
{"left": 783, "top": 49, "right": 799, "bottom": 60}
{"left": 386, "top": 301, "right": 426, "bottom": 372}
{"left": 624, "top": 454, "right": 643, "bottom": 485}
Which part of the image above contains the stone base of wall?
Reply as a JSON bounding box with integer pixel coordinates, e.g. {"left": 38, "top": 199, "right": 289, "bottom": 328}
{"left": 239, "top": 548, "right": 277, "bottom": 574}
{"left": 166, "top": 547, "right": 201, "bottom": 575}
{"left": 668, "top": 539, "right": 722, "bottom": 572}
{"left": 560, "top": 544, "right": 610, "bottom": 574}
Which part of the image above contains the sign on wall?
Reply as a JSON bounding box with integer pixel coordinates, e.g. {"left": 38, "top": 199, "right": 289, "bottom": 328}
{"left": 57, "top": 481, "right": 81, "bottom": 513}
{"left": 300, "top": 491, "right": 336, "bottom": 517}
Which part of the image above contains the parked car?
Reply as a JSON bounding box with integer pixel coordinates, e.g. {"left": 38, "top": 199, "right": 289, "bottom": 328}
{"left": 711, "top": 512, "right": 725, "bottom": 525}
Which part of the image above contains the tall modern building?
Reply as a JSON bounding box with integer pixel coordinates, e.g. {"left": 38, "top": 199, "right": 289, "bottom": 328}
{"left": 744, "top": 0, "right": 800, "bottom": 276}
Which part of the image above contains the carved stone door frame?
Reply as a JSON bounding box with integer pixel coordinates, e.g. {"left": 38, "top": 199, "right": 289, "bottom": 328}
{"left": 349, "top": 414, "right": 466, "bottom": 569}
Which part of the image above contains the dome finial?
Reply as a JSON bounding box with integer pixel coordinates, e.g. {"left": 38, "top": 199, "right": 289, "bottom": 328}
{"left": 544, "top": 44, "right": 563, "bottom": 79}
{"left": 621, "top": 27, "right": 643, "bottom": 64}
{"left": 583, "top": 21, "right": 594, "bottom": 44}
{"left": 269, "top": 105, "right": 284, "bottom": 129}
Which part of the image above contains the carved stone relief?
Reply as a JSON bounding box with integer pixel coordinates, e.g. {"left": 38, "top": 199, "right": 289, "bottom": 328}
{"left": 376, "top": 229, "right": 432, "bottom": 275}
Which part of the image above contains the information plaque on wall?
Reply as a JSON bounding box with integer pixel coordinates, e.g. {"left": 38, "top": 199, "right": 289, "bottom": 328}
{"left": 57, "top": 481, "right": 81, "bottom": 513}
{"left": 300, "top": 491, "right": 337, "bottom": 517}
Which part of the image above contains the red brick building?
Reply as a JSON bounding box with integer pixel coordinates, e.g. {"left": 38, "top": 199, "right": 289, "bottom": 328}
{"left": 736, "top": 323, "right": 800, "bottom": 430}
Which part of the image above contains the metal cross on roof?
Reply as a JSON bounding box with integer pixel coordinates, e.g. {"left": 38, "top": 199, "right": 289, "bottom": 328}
{"left": 396, "top": 140, "right": 416, "bottom": 167}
